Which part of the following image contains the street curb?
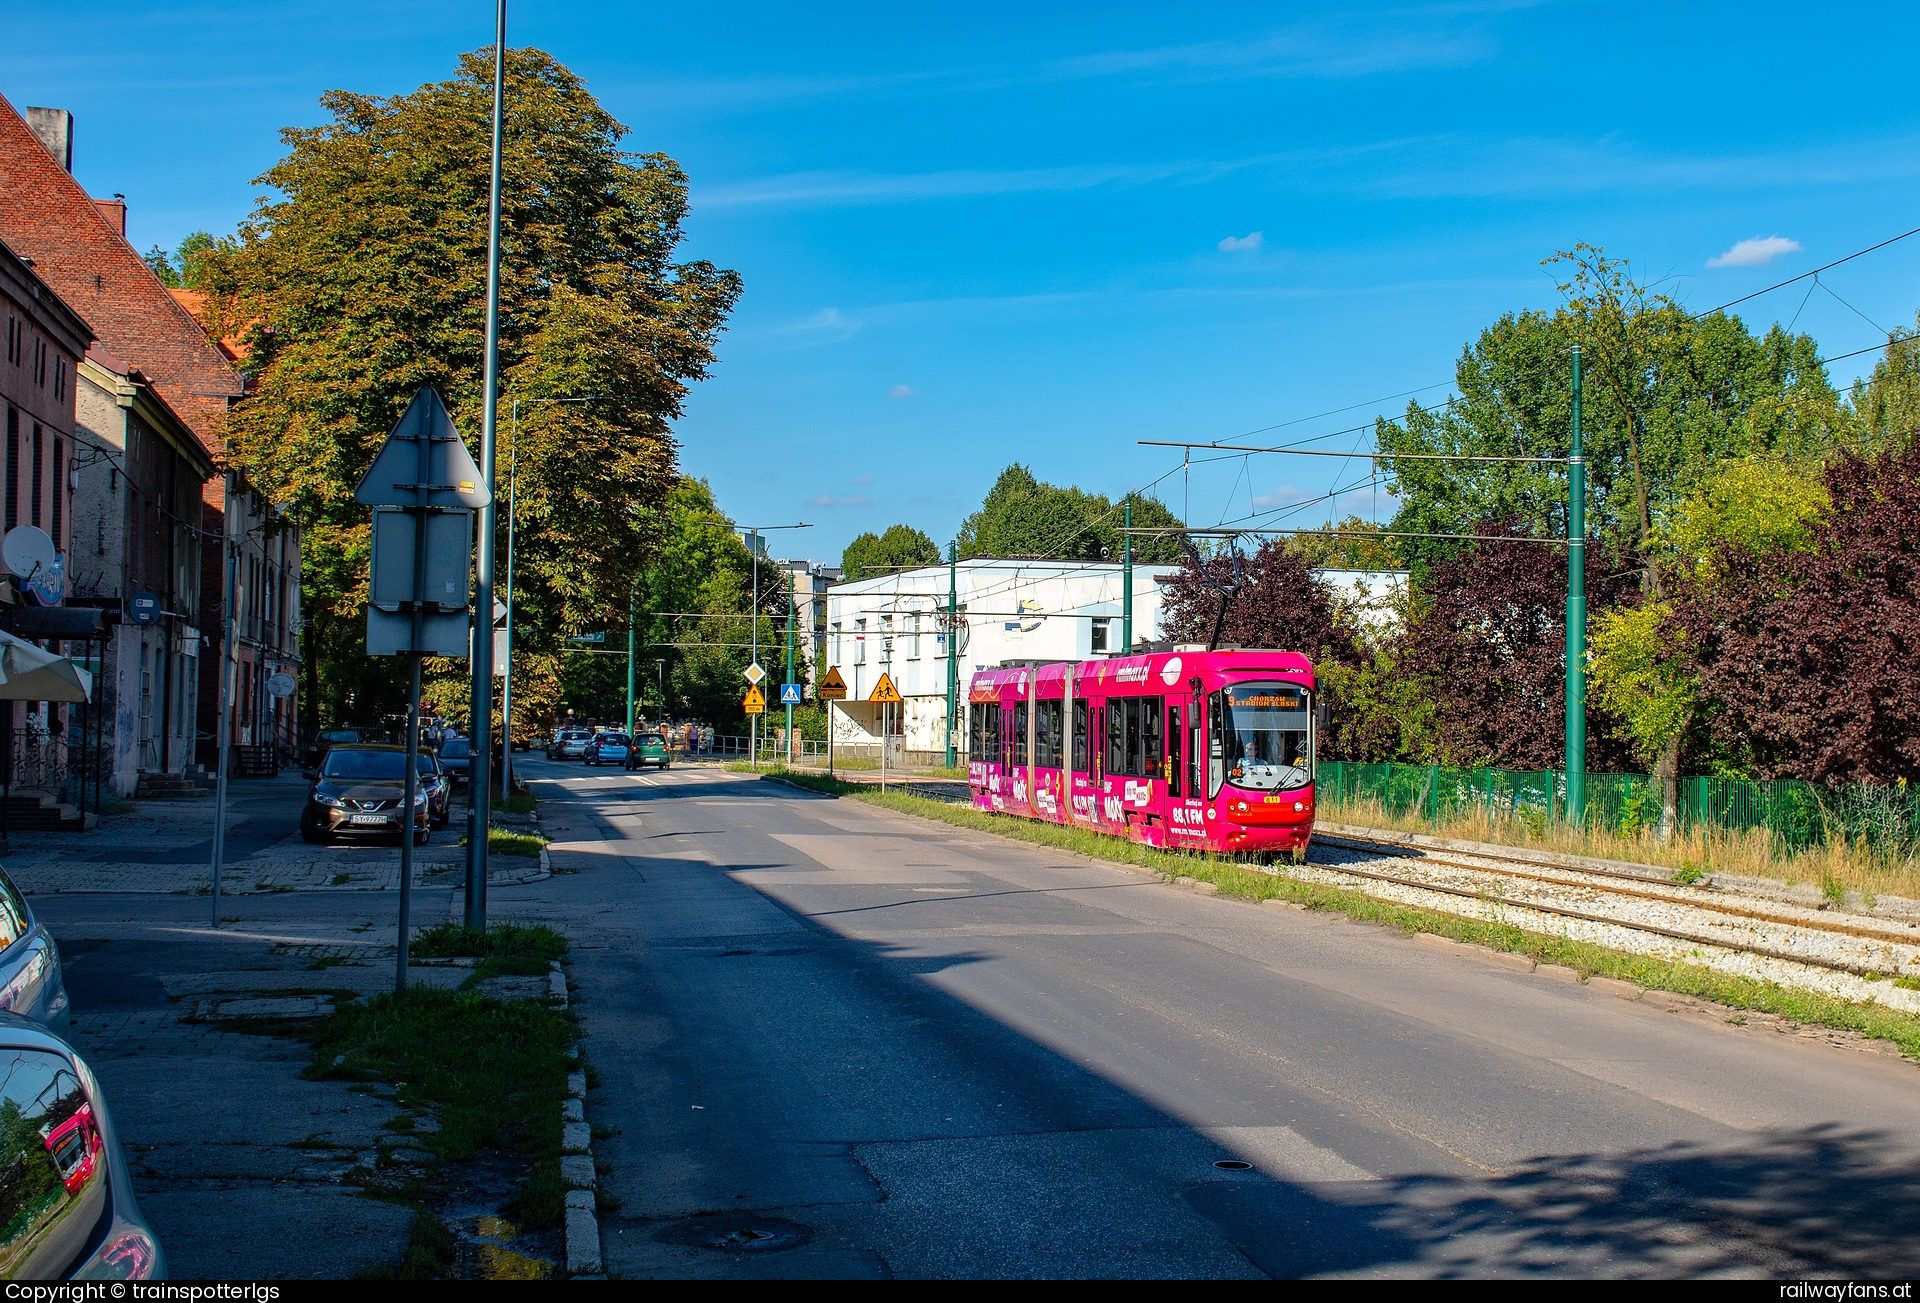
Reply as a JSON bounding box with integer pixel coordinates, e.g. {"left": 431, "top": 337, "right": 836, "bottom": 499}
{"left": 552, "top": 961, "right": 603, "bottom": 1278}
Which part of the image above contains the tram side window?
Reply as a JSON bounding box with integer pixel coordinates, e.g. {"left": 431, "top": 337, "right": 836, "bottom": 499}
{"left": 1035, "top": 700, "right": 1063, "bottom": 769}
{"left": 968, "top": 705, "right": 985, "bottom": 763}
{"left": 1012, "top": 702, "right": 1030, "bottom": 766}
{"left": 1166, "top": 704, "right": 1181, "bottom": 796}
{"left": 1142, "top": 698, "right": 1163, "bottom": 779}
{"left": 984, "top": 703, "right": 1003, "bottom": 766}
{"left": 1071, "top": 700, "right": 1089, "bottom": 772}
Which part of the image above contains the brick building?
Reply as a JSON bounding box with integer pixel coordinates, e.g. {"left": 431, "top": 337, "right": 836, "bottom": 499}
{"left": 0, "top": 94, "right": 302, "bottom": 773}
{"left": 0, "top": 237, "right": 90, "bottom": 790}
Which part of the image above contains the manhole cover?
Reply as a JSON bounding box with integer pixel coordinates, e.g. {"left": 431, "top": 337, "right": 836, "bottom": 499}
{"left": 1214, "top": 1159, "right": 1254, "bottom": 1170}
{"left": 659, "top": 1215, "right": 812, "bottom": 1253}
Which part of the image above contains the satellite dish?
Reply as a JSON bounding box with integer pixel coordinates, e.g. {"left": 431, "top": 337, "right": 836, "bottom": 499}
{"left": 2, "top": 527, "right": 55, "bottom": 581}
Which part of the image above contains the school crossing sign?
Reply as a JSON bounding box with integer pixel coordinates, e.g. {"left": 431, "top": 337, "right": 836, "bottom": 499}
{"left": 869, "top": 673, "right": 902, "bottom": 705}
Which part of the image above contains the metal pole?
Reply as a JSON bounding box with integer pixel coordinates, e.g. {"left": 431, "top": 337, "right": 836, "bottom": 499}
{"left": 397, "top": 653, "right": 421, "bottom": 993}
{"left": 625, "top": 584, "right": 636, "bottom": 736}
{"left": 1566, "top": 344, "right": 1587, "bottom": 826}
{"left": 209, "top": 496, "right": 238, "bottom": 927}
{"left": 783, "top": 569, "right": 795, "bottom": 763}
{"left": 1122, "top": 500, "right": 1133, "bottom": 654}
{"left": 749, "top": 529, "right": 759, "bottom": 771}
{"left": 944, "top": 542, "right": 957, "bottom": 769}
{"left": 466, "top": 0, "right": 507, "bottom": 932}
{"left": 500, "top": 398, "right": 518, "bottom": 801}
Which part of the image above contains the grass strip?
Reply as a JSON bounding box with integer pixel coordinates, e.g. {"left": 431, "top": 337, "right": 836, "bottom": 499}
{"left": 765, "top": 770, "right": 1920, "bottom": 1060}
{"left": 413, "top": 921, "right": 568, "bottom": 979}
{"left": 460, "top": 828, "right": 549, "bottom": 859}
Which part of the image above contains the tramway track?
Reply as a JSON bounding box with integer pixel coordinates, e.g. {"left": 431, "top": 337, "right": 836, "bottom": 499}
{"left": 1315, "top": 831, "right": 1920, "bottom": 951}
{"left": 1307, "top": 834, "right": 1920, "bottom": 986}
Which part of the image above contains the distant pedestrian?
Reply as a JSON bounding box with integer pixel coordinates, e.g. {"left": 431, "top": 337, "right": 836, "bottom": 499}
{"left": 700, "top": 724, "right": 714, "bottom": 754}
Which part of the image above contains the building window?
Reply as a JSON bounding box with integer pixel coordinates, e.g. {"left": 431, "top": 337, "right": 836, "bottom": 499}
{"left": 854, "top": 618, "right": 866, "bottom": 664}
{"left": 52, "top": 358, "right": 65, "bottom": 402}
{"left": 32, "top": 339, "right": 46, "bottom": 388}
{"left": 49, "top": 438, "right": 61, "bottom": 546}
{"left": 3, "top": 408, "right": 14, "bottom": 533}
{"left": 1090, "top": 618, "right": 1110, "bottom": 654}
{"left": 4, "top": 317, "right": 17, "bottom": 365}
{"left": 907, "top": 612, "right": 921, "bottom": 660}
{"left": 29, "top": 424, "right": 41, "bottom": 528}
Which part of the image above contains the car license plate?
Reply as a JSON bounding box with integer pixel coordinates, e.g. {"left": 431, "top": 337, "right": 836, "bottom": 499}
{"left": 348, "top": 814, "right": 388, "bottom": 825}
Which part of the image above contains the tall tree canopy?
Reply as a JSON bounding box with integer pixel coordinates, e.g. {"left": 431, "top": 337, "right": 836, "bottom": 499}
{"left": 957, "top": 465, "right": 1184, "bottom": 564}
{"left": 209, "top": 47, "right": 740, "bottom": 725}
{"left": 1377, "top": 248, "right": 1847, "bottom": 580}
{"left": 842, "top": 524, "right": 940, "bottom": 581}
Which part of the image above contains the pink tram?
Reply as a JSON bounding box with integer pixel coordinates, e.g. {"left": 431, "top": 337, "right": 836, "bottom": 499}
{"left": 966, "top": 648, "right": 1317, "bottom": 859}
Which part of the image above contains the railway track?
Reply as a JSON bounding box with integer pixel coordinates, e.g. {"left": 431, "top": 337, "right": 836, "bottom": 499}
{"left": 1305, "top": 829, "right": 1920, "bottom": 1010}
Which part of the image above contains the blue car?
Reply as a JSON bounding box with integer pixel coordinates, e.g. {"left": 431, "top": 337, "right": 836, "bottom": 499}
{"left": 583, "top": 732, "right": 631, "bottom": 766}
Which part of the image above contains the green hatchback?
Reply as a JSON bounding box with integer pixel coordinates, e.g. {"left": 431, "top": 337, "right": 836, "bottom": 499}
{"left": 625, "top": 731, "right": 671, "bottom": 770}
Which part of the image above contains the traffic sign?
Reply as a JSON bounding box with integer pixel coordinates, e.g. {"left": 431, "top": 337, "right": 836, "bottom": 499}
{"left": 779, "top": 683, "right": 802, "bottom": 705}
{"left": 743, "top": 685, "right": 766, "bottom": 714}
{"left": 354, "top": 389, "right": 491, "bottom": 509}
{"left": 129, "top": 591, "right": 161, "bottom": 626}
{"left": 869, "top": 673, "right": 902, "bottom": 705}
{"left": 817, "top": 666, "right": 848, "bottom": 700}
{"left": 743, "top": 662, "right": 766, "bottom": 686}
{"left": 568, "top": 631, "right": 606, "bottom": 644}
{"left": 266, "top": 671, "right": 296, "bottom": 699}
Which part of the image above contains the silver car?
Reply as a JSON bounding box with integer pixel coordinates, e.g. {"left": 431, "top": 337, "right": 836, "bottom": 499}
{"left": 0, "top": 867, "right": 68, "bottom": 1033}
{"left": 549, "top": 729, "right": 593, "bottom": 761}
{"left": 0, "top": 1015, "right": 163, "bottom": 1278}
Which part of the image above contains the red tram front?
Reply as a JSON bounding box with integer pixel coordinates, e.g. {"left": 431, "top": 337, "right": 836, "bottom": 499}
{"left": 966, "top": 649, "right": 1316, "bottom": 859}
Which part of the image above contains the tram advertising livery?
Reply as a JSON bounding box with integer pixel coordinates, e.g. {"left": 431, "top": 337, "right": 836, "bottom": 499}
{"left": 966, "top": 648, "right": 1316, "bottom": 860}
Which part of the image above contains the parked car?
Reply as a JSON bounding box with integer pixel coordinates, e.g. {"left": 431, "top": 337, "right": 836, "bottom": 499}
{"left": 416, "top": 751, "right": 452, "bottom": 830}
{"left": 548, "top": 729, "right": 592, "bottom": 760}
{"left": 584, "top": 732, "right": 631, "bottom": 766}
{"left": 302, "top": 726, "right": 365, "bottom": 771}
{"left": 626, "top": 731, "right": 671, "bottom": 770}
{"left": 0, "top": 866, "right": 69, "bottom": 1036}
{"left": 299, "top": 745, "right": 431, "bottom": 844}
{"left": 0, "top": 1015, "right": 163, "bottom": 1279}
{"left": 437, "top": 736, "right": 472, "bottom": 788}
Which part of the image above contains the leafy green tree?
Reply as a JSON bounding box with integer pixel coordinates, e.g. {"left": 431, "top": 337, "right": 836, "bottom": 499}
{"left": 842, "top": 524, "right": 939, "bottom": 581}
{"left": 211, "top": 47, "right": 740, "bottom": 718}
{"left": 956, "top": 465, "right": 1184, "bottom": 564}
{"left": 1851, "top": 319, "right": 1920, "bottom": 447}
{"left": 142, "top": 246, "right": 180, "bottom": 288}
{"left": 1285, "top": 517, "right": 1403, "bottom": 570}
{"left": 1377, "top": 247, "right": 1848, "bottom": 581}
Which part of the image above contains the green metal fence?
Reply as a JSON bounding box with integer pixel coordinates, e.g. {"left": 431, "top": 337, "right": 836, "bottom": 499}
{"left": 1317, "top": 761, "right": 1920, "bottom": 857}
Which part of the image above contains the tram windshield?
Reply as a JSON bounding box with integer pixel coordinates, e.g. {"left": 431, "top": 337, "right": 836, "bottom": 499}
{"left": 1211, "top": 682, "right": 1311, "bottom": 794}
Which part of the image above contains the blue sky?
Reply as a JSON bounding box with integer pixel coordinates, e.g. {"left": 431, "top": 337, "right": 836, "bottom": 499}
{"left": 9, "top": 1, "right": 1920, "bottom": 566}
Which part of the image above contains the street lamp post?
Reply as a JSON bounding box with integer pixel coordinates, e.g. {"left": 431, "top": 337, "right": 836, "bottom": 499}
{"left": 499, "top": 395, "right": 603, "bottom": 801}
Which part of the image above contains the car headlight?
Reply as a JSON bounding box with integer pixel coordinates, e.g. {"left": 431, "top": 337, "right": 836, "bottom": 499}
{"left": 413, "top": 793, "right": 429, "bottom": 806}
{"left": 315, "top": 793, "right": 342, "bottom": 808}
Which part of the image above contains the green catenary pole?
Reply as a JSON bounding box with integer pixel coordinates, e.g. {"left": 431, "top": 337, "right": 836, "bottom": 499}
{"left": 1122, "top": 500, "right": 1133, "bottom": 654}
{"left": 1566, "top": 344, "right": 1588, "bottom": 825}
{"left": 625, "top": 584, "right": 637, "bottom": 736}
{"left": 945, "top": 542, "right": 958, "bottom": 768}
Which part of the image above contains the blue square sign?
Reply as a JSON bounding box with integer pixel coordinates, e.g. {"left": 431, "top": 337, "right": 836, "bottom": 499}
{"left": 779, "top": 683, "right": 803, "bottom": 705}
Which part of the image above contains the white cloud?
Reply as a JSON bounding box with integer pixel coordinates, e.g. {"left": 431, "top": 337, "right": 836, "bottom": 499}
{"left": 1218, "top": 231, "right": 1264, "bottom": 253}
{"left": 888, "top": 384, "right": 915, "bottom": 399}
{"left": 852, "top": 474, "right": 876, "bottom": 486}
{"left": 809, "top": 493, "right": 871, "bottom": 509}
{"left": 1707, "top": 235, "right": 1803, "bottom": 268}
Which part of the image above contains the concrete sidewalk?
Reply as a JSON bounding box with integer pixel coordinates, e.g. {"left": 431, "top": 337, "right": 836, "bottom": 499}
{"left": 0, "top": 772, "right": 548, "bottom": 896}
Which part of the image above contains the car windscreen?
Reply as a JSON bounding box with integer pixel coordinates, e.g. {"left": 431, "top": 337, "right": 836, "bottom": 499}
{"left": 598, "top": 734, "right": 629, "bottom": 746}
{"left": 321, "top": 749, "right": 407, "bottom": 781}
{"left": 416, "top": 755, "right": 440, "bottom": 775}
{"left": 638, "top": 734, "right": 663, "bottom": 745}
{"left": 439, "top": 739, "right": 471, "bottom": 758}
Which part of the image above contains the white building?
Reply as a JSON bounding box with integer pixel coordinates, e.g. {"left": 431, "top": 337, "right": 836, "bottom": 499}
{"left": 824, "top": 559, "right": 1178, "bottom": 756}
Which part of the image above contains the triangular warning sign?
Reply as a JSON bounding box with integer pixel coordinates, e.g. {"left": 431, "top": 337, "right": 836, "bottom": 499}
{"left": 355, "top": 388, "right": 492, "bottom": 510}
{"left": 869, "top": 673, "right": 902, "bottom": 705}
{"left": 817, "top": 665, "right": 848, "bottom": 700}
{"left": 742, "top": 685, "right": 766, "bottom": 713}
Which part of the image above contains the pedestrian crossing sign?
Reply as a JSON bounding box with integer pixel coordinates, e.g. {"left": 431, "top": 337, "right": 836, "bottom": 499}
{"left": 743, "top": 685, "right": 766, "bottom": 714}
{"left": 869, "top": 673, "right": 903, "bottom": 705}
{"left": 779, "top": 683, "right": 803, "bottom": 705}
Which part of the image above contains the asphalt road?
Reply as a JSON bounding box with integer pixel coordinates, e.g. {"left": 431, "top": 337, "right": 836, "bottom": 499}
{"left": 502, "top": 759, "right": 1920, "bottom": 1279}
